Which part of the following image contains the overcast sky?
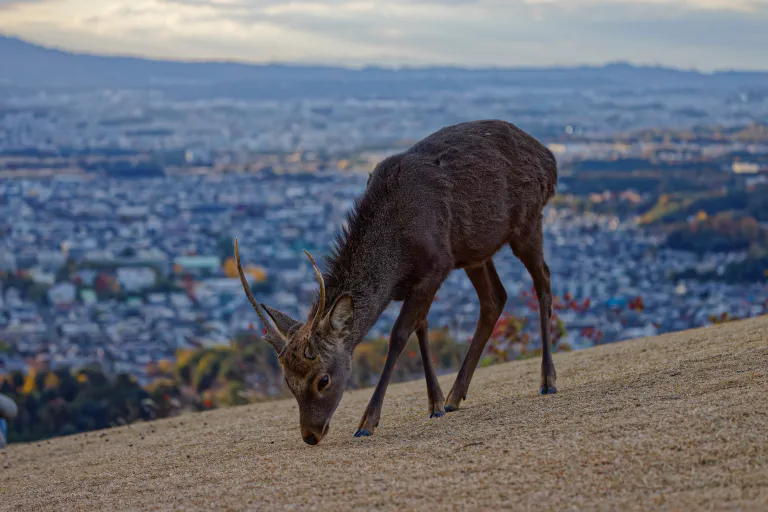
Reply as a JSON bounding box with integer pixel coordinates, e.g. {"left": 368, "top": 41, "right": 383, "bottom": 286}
{"left": 1, "top": 0, "right": 766, "bottom": 70}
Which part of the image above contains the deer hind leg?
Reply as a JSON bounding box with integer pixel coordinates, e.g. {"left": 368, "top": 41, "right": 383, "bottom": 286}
{"left": 445, "top": 259, "right": 507, "bottom": 412}
{"left": 415, "top": 318, "right": 446, "bottom": 418}
{"left": 515, "top": 230, "right": 557, "bottom": 394}
{"left": 355, "top": 276, "right": 445, "bottom": 437}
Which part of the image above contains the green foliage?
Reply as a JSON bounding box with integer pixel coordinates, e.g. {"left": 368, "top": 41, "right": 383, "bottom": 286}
{"left": 682, "top": 256, "right": 768, "bottom": 283}
{"left": 639, "top": 194, "right": 698, "bottom": 225}
{"left": 27, "top": 283, "right": 50, "bottom": 304}
{"left": 217, "top": 237, "right": 235, "bottom": 260}
{"left": 746, "top": 187, "right": 768, "bottom": 222}
{"left": 55, "top": 259, "right": 78, "bottom": 283}
{"left": 665, "top": 213, "right": 768, "bottom": 255}
{"left": 634, "top": 185, "right": 768, "bottom": 283}
{"left": 348, "top": 329, "right": 465, "bottom": 389}
{"left": 216, "top": 381, "right": 249, "bottom": 407}
{"left": 0, "top": 291, "right": 591, "bottom": 445}
{"left": 151, "top": 274, "right": 182, "bottom": 294}
{"left": 640, "top": 186, "right": 768, "bottom": 227}
{"left": 1, "top": 368, "right": 151, "bottom": 444}
{"left": 0, "top": 271, "right": 50, "bottom": 305}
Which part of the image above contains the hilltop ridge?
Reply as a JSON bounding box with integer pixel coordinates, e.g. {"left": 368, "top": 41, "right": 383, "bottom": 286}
{"left": 3, "top": 34, "right": 768, "bottom": 90}
{"left": 1, "top": 316, "right": 767, "bottom": 511}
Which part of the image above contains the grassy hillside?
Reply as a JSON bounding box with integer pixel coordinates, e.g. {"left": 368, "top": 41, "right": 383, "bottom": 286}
{"left": 1, "top": 316, "right": 767, "bottom": 511}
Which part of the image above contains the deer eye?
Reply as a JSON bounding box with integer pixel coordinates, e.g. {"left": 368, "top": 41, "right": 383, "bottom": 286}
{"left": 317, "top": 375, "right": 330, "bottom": 392}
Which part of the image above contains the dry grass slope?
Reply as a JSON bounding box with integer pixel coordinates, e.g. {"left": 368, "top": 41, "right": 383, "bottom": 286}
{"left": 1, "top": 316, "right": 767, "bottom": 511}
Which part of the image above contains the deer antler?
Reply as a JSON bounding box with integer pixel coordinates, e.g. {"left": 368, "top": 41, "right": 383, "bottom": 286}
{"left": 301, "top": 250, "right": 327, "bottom": 360}
{"left": 234, "top": 238, "right": 287, "bottom": 356}
{"left": 304, "top": 250, "right": 326, "bottom": 328}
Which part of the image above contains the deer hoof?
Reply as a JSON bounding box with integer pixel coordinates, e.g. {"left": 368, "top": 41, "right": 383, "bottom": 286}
{"left": 354, "top": 429, "right": 372, "bottom": 438}
{"left": 444, "top": 404, "right": 459, "bottom": 413}
{"left": 429, "top": 411, "right": 445, "bottom": 419}
{"left": 539, "top": 386, "right": 558, "bottom": 395}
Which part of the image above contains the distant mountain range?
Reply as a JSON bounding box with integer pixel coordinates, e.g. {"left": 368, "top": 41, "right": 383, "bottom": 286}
{"left": 2, "top": 35, "right": 768, "bottom": 99}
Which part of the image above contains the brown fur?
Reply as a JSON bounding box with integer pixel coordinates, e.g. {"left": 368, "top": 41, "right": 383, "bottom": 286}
{"left": 245, "top": 119, "right": 559, "bottom": 444}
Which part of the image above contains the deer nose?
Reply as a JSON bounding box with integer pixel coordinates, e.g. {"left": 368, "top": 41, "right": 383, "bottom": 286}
{"left": 302, "top": 422, "right": 329, "bottom": 445}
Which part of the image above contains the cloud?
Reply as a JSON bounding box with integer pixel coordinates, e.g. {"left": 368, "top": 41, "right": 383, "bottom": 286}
{"left": 0, "top": 0, "right": 766, "bottom": 69}
{"left": 0, "top": 0, "right": 43, "bottom": 8}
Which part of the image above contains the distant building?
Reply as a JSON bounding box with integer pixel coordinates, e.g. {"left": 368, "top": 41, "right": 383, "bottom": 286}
{"left": 48, "top": 282, "right": 77, "bottom": 308}
{"left": 117, "top": 205, "right": 150, "bottom": 220}
{"left": 80, "top": 289, "right": 98, "bottom": 305}
{"left": 732, "top": 161, "right": 760, "bottom": 174}
{"left": 0, "top": 251, "right": 16, "bottom": 272}
{"left": 746, "top": 175, "right": 768, "bottom": 188}
{"left": 174, "top": 256, "right": 220, "bottom": 276}
{"left": 116, "top": 267, "right": 156, "bottom": 292}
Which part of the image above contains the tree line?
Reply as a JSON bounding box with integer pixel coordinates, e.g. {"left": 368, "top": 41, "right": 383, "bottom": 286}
{"left": 1, "top": 288, "right": 583, "bottom": 444}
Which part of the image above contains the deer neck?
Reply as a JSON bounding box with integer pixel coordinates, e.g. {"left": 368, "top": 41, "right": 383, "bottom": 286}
{"left": 318, "top": 192, "right": 401, "bottom": 347}
{"left": 321, "top": 250, "right": 399, "bottom": 348}
{"left": 327, "top": 271, "right": 395, "bottom": 348}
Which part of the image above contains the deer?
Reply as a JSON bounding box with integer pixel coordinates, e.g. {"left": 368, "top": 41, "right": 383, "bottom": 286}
{"left": 235, "top": 119, "right": 558, "bottom": 445}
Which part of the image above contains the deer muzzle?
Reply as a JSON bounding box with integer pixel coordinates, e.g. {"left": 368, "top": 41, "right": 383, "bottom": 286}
{"left": 302, "top": 421, "right": 330, "bottom": 446}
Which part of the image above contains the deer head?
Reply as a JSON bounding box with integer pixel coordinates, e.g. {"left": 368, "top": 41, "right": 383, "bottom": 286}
{"left": 234, "top": 238, "right": 354, "bottom": 445}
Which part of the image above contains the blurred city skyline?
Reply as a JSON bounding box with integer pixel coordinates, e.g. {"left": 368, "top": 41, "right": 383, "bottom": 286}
{"left": 0, "top": 0, "right": 767, "bottom": 71}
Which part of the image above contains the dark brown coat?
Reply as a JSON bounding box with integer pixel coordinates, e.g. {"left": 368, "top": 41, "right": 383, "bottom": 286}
{"left": 236, "top": 119, "right": 558, "bottom": 445}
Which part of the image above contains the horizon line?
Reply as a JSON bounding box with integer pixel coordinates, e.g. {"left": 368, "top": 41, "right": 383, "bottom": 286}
{"left": 3, "top": 32, "right": 768, "bottom": 76}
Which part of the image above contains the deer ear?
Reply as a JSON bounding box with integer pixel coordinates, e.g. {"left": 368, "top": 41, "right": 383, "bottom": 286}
{"left": 327, "top": 294, "right": 353, "bottom": 332}
{"left": 262, "top": 303, "right": 302, "bottom": 337}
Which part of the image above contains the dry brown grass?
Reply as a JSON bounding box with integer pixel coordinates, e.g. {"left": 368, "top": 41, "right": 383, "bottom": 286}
{"left": 1, "top": 316, "right": 767, "bottom": 511}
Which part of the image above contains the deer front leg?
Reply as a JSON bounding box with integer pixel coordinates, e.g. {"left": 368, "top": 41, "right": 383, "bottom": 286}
{"left": 355, "top": 284, "right": 440, "bottom": 437}
{"left": 415, "top": 318, "right": 446, "bottom": 418}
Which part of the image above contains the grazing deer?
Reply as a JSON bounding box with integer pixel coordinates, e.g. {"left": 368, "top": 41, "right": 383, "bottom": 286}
{"left": 235, "top": 119, "right": 558, "bottom": 445}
